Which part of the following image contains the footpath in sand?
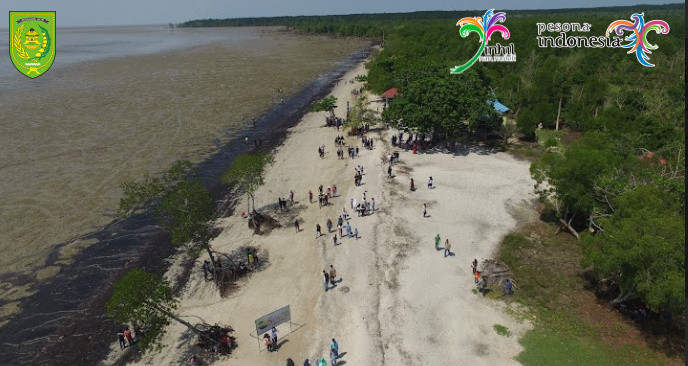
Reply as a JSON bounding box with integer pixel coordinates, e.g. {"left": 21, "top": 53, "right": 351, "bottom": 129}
{"left": 124, "top": 57, "right": 538, "bottom": 365}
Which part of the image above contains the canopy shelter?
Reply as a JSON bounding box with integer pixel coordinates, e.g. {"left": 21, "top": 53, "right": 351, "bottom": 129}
{"left": 489, "top": 99, "right": 510, "bottom": 114}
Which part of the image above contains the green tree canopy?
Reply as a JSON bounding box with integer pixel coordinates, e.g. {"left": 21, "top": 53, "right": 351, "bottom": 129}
{"left": 119, "top": 161, "right": 216, "bottom": 262}
{"left": 346, "top": 95, "right": 379, "bottom": 132}
{"left": 222, "top": 153, "right": 274, "bottom": 215}
{"left": 382, "top": 70, "right": 493, "bottom": 138}
{"left": 106, "top": 269, "right": 177, "bottom": 350}
{"left": 581, "top": 186, "right": 685, "bottom": 315}
{"left": 310, "top": 95, "right": 338, "bottom": 118}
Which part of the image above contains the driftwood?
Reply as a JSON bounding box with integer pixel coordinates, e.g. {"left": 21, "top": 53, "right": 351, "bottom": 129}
{"left": 194, "top": 323, "right": 237, "bottom": 355}
{"left": 210, "top": 246, "right": 266, "bottom": 297}
{"left": 248, "top": 212, "right": 281, "bottom": 235}
{"left": 478, "top": 259, "right": 519, "bottom": 293}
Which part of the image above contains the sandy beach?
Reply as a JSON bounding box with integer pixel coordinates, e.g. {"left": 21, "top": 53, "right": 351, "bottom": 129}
{"left": 116, "top": 56, "right": 539, "bottom": 365}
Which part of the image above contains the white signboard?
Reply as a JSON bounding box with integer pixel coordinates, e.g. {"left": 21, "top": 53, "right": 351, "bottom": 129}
{"left": 255, "top": 305, "right": 291, "bottom": 336}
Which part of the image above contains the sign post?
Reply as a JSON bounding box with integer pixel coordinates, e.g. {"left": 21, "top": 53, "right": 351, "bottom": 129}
{"left": 254, "top": 305, "right": 291, "bottom": 351}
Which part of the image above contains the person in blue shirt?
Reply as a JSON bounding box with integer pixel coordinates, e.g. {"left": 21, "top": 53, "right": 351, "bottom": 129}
{"left": 330, "top": 338, "right": 339, "bottom": 358}
{"left": 503, "top": 278, "right": 514, "bottom": 296}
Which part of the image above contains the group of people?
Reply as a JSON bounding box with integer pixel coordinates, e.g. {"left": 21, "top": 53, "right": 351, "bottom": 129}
{"left": 351, "top": 191, "right": 375, "bottom": 217}
{"left": 472, "top": 259, "right": 515, "bottom": 296}
{"left": 433, "top": 234, "right": 452, "bottom": 257}
{"left": 361, "top": 135, "right": 374, "bottom": 150}
{"left": 334, "top": 216, "right": 357, "bottom": 242}
{"left": 353, "top": 165, "right": 364, "bottom": 186}
{"left": 278, "top": 191, "right": 295, "bottom": 211}
{"left": 323, "top": 264, "right": 338, "bottom": 291}
{"left": 310, "top": 184, "right": 337, "bottom": 208}
{"left": 263, "top": 326, "right": 280, "bottom": 352}
{"left": 286, "top": 338, "right": 339, "bottom": 366}
{"left": 117, "top": 327, "right": 137, "bottom": 350}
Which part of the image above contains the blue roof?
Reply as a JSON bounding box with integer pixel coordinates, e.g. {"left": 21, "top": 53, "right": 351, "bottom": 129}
{"left": 489, "top": 99, "right": 510, "bottom": 113}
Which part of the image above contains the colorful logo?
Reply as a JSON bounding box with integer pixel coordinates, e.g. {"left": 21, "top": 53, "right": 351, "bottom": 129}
{"left": 450, "top": 9, "right": 511, "bottom": 74}
{"left": 9, "top": 11, "right": 56, "bottom": 78}
{"left": 606, "top": 13, "right": 670, "bottom": 67}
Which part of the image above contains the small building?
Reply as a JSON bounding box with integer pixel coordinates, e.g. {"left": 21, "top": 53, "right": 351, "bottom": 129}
{"left": 381, "top": 88, "right": 400, "bottom": 109}
{"left": 381, "top": 87, "right": 399, "bottom": 99}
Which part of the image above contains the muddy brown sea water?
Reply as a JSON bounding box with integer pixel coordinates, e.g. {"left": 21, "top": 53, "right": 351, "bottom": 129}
{"left": 0, "top": 26, "right": 366, "bottom": 324}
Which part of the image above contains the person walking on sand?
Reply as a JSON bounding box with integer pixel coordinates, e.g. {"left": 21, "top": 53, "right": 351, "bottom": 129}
{"left": 287, "top": 359, "right": 295, "bottom": 366}
{"left": 309, "top": 190, "right": 313, "bottom": 203}
{"left": 330, "top": 338, "right": 339, "bottom": 358}
{"left": 350, "top": 198, "right": 354, "bottom": 209}
{"left": 474, "top": 270, "right": 480, "bottom": 284}
{"left": 428, "top": 176, "right": 434, "bottom": 189}
{"left": 264, "top": 333, "right": 273, "bottom": 351}
{"left": 326, "top": 219, "right": 333, "bottom": 233}
{"left": 329, "top": 265, "right": 337, "bottom": 285}
{"left": 117, "top": 330, "right": 126, "bottom": 350}
{"left": 333, "top": 235, "right": 338, "bottom": 246}
{"left": 388, "top": 165, "right": 392, "bottom": 178}
{"left": 294, "top": 219, "right": 300, "bottom": 233}
{"left": 472, "top": 259, "right": 478, "bottom": 274}
{"left": 371, "top": 197, "right": 376, "bottom": 211}
{"left": 346, "top": 222, "right": 352, "bottom": 237}
{"left": 290, "top": 190, "right": 294, "bottom": 204}
{"left": 303, "top": 359, "right": 311, "bottom": 366}
{"left": 323, "top": 270, "right": 330, "bottom": 291}
{"left": 330, "top": 350, "right": 337, "bottom": 366}
{"left": 410, "top": 178, "right": 415, "bottom": 191}
{"left": 354, "top": 228, "right": 358, "bottom": 239}
{"left": 333, "top": 185, "right": 337, "bottom": 197}
{"left": 202, "top": 260, "right": 212, "bottom": 281}
{"left": 444, "top": 239, "right": 452, "bottom": 257}
{"left": 271, "top": 327, "right": 279, "bottom": 348}
{"left": 316, "top": 223, "right": 322, "bottom": 238}
{"left": 337, "top": 224, "right": 342, "bottom": 238}
{"left": 423, "top": 203, "right": 427, "bottom": 218}
{"left": 434, "top": 234, "right": 440, "bottom": 251}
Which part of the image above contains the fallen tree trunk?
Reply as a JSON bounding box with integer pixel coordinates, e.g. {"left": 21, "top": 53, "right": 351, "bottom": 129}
{"left": 559, "top": 217, "right": 581, "bottom": 240}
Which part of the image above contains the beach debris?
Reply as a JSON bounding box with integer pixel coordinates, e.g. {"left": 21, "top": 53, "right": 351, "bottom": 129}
{"left": 248, "top": 211, "right": 281, "bottom": 234}
{"left": 478, "top": 259, "right": 514, "bottom": 288}
{"left": 211, "top": 246, "right": 267, "bottom": 297}
{"left": 193, "top": 323, "right": 237, "bottom": 355}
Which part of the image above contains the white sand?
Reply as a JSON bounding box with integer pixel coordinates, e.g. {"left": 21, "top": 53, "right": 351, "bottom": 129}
{"left": 117, "top": 56, "right": 538, "bottom": 366}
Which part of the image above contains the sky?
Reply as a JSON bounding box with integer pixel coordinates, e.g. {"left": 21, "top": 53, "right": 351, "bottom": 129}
{"left": 1, "top": 0, "right": 679, "bottom": 28}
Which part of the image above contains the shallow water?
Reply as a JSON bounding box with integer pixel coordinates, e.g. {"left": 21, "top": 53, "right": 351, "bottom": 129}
{"left": 0, "top": 25, "right": 259, "bottom": 91}
{"left": 0, "top": 25, "right": 366, "bottom": 321}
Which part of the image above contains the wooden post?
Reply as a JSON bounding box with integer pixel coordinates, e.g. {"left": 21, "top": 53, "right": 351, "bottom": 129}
{"left": 555, "top": 97, "right": 562, "bottom": 130}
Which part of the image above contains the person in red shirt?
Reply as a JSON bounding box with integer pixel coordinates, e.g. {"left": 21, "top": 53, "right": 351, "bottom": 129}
{"left": 123, "top": 328, "right": 133, "bottom": 347}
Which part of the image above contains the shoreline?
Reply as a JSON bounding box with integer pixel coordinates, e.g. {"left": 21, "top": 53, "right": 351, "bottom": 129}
{"left": 125, "top": 47, "right": 537, "bottom": 365}
{"left": 0, "top": 42, "right": 376, "bottom": 366}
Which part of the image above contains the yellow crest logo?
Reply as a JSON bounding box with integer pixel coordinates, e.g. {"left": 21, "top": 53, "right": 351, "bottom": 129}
{"left": 9, "top": 11, "right": 56, "bottom": 78}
